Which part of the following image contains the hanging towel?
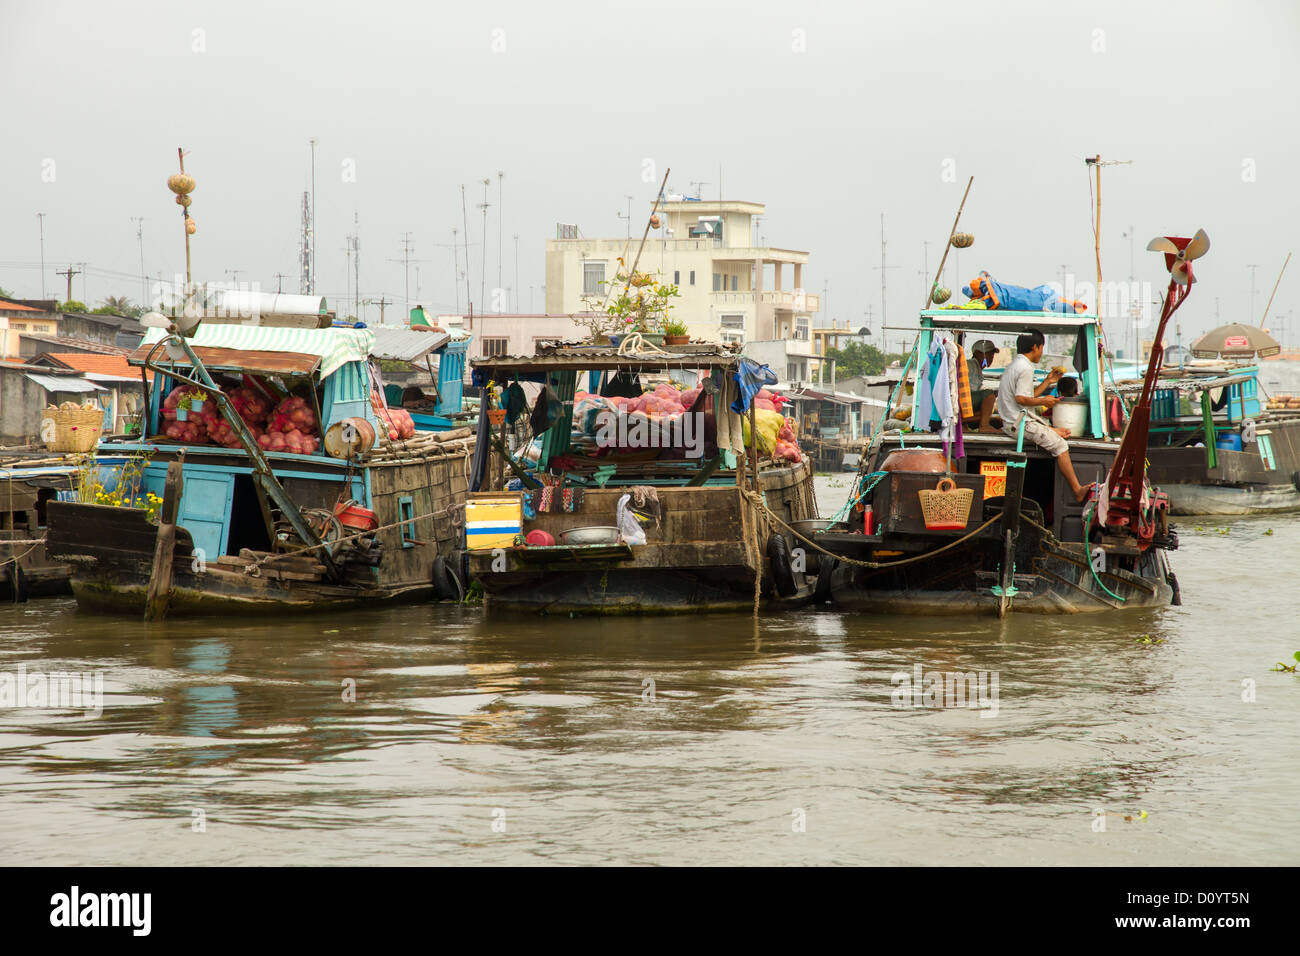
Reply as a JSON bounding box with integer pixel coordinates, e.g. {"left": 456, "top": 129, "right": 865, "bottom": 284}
{"left": 916, "top": 340, "right": 941, "bottom": 426}
{"left": 715, "top": 376, "right": 746, "bottom": 456}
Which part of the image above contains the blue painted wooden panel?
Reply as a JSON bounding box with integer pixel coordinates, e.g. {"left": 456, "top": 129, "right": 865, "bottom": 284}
{"left": 177, "top": 473, "right": 234, "bottom": 560}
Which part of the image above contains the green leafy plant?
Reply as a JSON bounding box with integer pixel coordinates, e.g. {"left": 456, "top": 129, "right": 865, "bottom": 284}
{"left": 1271, "top": 651, "right": 1300, "bottom": 674}
{"left": 578, "top": 258, "right": 679, "bottom": 339}
{"left": 74, "top": 451, "right": 162, "bottom": 522}
{"left": 662, "top": 317, "right": 689, "bottom": 337}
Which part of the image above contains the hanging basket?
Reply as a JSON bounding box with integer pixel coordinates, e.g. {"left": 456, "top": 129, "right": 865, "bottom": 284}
{"left": 487, "top": 408, "right": 507, "bottom": 425}
{"left": 917, "top": 477, "right": 973, "bottom": 530}
{"left": 950, "top": 232, "right": 974, "bottom": 249}
{"left": 931, "top": 286, "right": 952, "bottom": 304}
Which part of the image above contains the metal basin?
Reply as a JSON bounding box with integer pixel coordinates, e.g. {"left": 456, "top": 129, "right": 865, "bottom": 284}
{"left": 791, "top": 518, "right": 834, "bottom": 535}
{"left": 559, "top": 526, "right": 621, "bottom": 545}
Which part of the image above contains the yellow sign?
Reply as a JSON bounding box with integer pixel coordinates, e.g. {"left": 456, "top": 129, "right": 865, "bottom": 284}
{"left": 980, "top": 461, "right": 1007, "bottom": 498}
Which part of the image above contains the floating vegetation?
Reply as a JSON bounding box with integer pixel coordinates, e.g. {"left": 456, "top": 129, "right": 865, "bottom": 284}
{"left": 1136, "top": 634, "right": 1165, "bottom": 645}
{"left": 1271, "top": 652, "right": 1300, "bottom": 674}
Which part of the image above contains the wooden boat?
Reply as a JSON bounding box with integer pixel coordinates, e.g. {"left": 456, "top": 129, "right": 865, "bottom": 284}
{"left": 45, "top": 321, "right": 475, "bottom": 616}
{"left": 1141, "top": 365, "right": 1300, "bottom": 514}
{"left": 814, "top": 309, "right": 1182, "bottom": 615}
{"left": 464, "top": 344, "right": 820, "bottom": 614}
{"left": 1, "top": 455, "right": 81, "bottom": 600}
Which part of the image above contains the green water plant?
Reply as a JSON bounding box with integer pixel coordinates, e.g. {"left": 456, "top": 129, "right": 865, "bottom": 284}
{"left": 1271, "top": 651, "right": 1300, "bottom": 674}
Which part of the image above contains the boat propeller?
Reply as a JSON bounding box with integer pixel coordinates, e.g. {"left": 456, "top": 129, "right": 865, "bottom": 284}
{"left": 1147, "top": 229, "right": 1210, "bottom": 286}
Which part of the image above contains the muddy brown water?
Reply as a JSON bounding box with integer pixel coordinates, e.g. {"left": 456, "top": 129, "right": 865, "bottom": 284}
{"left": 1, "top": 474, "right": 1296, "bottom": 864}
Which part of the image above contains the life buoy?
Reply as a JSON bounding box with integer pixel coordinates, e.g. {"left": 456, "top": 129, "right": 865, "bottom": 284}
{"left": 766, "top": 534, "right": 799, "bottom": 597}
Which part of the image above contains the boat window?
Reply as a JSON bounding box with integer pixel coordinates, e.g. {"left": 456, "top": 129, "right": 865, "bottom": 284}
{"left": 398, "top": 496, "right": 415, "bottom": 548}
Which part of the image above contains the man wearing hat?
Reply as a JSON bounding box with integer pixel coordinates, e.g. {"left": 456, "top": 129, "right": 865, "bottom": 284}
{"left": 967, "top": 339, "right": 1000, "bottom": 433}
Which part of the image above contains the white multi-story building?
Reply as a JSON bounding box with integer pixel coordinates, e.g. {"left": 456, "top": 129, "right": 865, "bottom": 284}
{"left": 544, "top": 199, "right": 822, "bottom": 381}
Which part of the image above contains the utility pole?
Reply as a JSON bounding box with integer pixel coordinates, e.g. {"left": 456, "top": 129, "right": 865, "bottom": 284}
{"left": 225, "top": 269, "right": 242, "bottom": 285}
{"left": 918, "top": 240, "right": 930, "bottom": 299}
{"left": 616, "top": 194, "right": 634, "bottom": 242}
{"left": 387, "top": 233, "right": 430, "bottom": 320}
{"left": 352, "top": 212, "right": 360, "bottom": 323}
{"left": 460, "top": 185, "right": 472, "bottom": 313}
{"left": 308, "top": 137, "right": 318, "bottom": 294}
{"left": 56, "top": 265, "right": 81, "bottom": 304}
{"left": 131, "top": 216, "right": 146, "bottom": 307}
{"left": 478, "top": 178, "right": 490, "bottom": 312}
{"left": 873, "top": 214, "right": 898, "bottom": 330}
{"left": 366, "top": 295, "right": 390, "bottom": 324}
{"left": 1247, "top": 263, "right": 1260, "bottom": 321}
{"left": 513, "top": 234, "right": 519, "bottom": 313}
{"left": 497, "top": 170, "right": 504, "bottom": 298}
{"left": 452, "top": 228, "right": 461, "bottom": 313}
{"left": 37, "top": 213, "right": 47, "bottom": 299}
{"left": 274, "top": 273, "right": 288, "bottom": 293}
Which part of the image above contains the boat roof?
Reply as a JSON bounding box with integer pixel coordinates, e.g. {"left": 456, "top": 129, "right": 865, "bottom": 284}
{"left": 133, "top": 324, "right": 374, "bottom": 378}
{"left": 900, "top": 309, "right": 1100, "bottom": 333}
{"left": 368, "top": 326, "right": 451, "bottom": 363}
{"left": 472, "top": 343, "right": 742, "bottom": 375}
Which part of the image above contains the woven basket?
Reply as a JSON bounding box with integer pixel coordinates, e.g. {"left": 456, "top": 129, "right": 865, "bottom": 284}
{"left": 917, "top": 477, "right": 973, "bottom": 530}
{"left": 52, "top": 403, "right": 104, "bottom": 453}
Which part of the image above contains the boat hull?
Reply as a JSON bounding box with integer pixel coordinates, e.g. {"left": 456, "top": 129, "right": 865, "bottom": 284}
{"left": 469, "top": 461, "right": 821, "bottom": 616}
{"left": 827, "top": 540, "right": 1176, "bottom": 615}
{"left": 1161, "top": 482, "right": 1300, "bottom": 515}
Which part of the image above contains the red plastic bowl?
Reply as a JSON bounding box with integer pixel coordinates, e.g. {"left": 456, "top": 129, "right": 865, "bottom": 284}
{"left": 524, "top": 529, "right": 555, "bottom": 547}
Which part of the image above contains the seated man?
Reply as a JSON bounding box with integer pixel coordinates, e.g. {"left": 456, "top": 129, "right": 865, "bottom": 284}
{"left": 965, "top": 338, "right": 1000, "bottom": 432}
{"left": 996, "top": 329, "right": 1092, "bottom": 503}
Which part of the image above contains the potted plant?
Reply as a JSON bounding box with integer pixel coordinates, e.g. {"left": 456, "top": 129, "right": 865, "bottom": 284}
{"left": 578, "top": 259, "right": 679, "bottom": 347}
{"left": 175, "top": 392, "right": 191, "bottom": 421}
{"left": 662, "top": 318, "right": 690, "bottom": 346}
{"left": 190, "top": 389, "right": 208, "bottom": 414}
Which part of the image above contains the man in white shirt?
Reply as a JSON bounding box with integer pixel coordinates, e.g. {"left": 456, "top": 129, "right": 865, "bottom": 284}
{"left": 996, "top": 328, "right": 1091, "bottom": 503}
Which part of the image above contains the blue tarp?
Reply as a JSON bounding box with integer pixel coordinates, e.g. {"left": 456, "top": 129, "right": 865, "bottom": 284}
{"left": 731, "top": 358, "right": 778, "bottom": 414}
{"left": 964, "top": 271, "right": 1082, "bottom": 314}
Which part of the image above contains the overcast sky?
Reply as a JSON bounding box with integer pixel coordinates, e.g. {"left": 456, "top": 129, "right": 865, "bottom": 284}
{"left": 2, "top": 0, "right": 1296, "bottom": 353}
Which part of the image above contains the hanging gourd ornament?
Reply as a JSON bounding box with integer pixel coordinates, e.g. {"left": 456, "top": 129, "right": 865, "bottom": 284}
{"left": 175, "top": 195, "right": 192, "bottom": 207}
{"left": 649, "top": 214, "right": 661, "bottom": 229}
{"left": 185, "top": 217, "right": 197, "bottom": 235}
{"left": 950, "top": 232, "right": 974, "bottom": 249}
{"left": 931, "top": 286, "right": 952, "bottom": 304}
{"left": 168, "top": 173, "right": 196, "bottom": 196}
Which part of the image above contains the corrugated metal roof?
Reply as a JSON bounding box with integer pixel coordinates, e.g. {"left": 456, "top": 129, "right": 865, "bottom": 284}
{"left": 24, "top": 372, "right": 106, "bottom": 393}
{"left": 370, "top": 326, "right": 450, "bottom": 362}
{"left": 473, "top": 344, "right": 741, "bottom": 374}
{"left": 139, "top": 324, "right": 373, "bottom": 378}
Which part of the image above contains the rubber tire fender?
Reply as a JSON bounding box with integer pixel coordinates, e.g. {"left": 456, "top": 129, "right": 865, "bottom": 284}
{"left": 766, "top": 533, "right": 799, "bottom": 598}
{"left": 433, "top": 556, "right": 460, "bottom": 601}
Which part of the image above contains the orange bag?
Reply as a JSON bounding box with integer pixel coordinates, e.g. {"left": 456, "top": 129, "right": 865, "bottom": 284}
{"left": 956, "top": 344, "right": 974, "bottom": 419}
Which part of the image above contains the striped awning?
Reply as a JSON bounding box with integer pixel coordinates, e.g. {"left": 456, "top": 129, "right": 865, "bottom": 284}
{"left": 139, "top": 324, "right": 374, "bottom": 378}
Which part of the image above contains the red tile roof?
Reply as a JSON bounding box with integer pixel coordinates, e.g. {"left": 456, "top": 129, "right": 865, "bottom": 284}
{"left": 44, "top": 352, "right": 153, "bottom": 382}
{"left": 0, "top": 300, "right": 39, "bottom": 312}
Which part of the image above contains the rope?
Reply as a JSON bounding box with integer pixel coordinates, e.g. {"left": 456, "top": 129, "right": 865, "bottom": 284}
{"left": 742, "top": 487, "right": 998, "bottom": 571}
{"left": 1082, "top": 499, "right": 1126, "bottom": 602}
{"left": 616, "top": 332, "right": 673, "bottom": 357}
{"left": 242, "top": 501, "right": 466, "bottom": 573}
{"left": 826, "top": 471, "right": 889, "bottom": 524}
